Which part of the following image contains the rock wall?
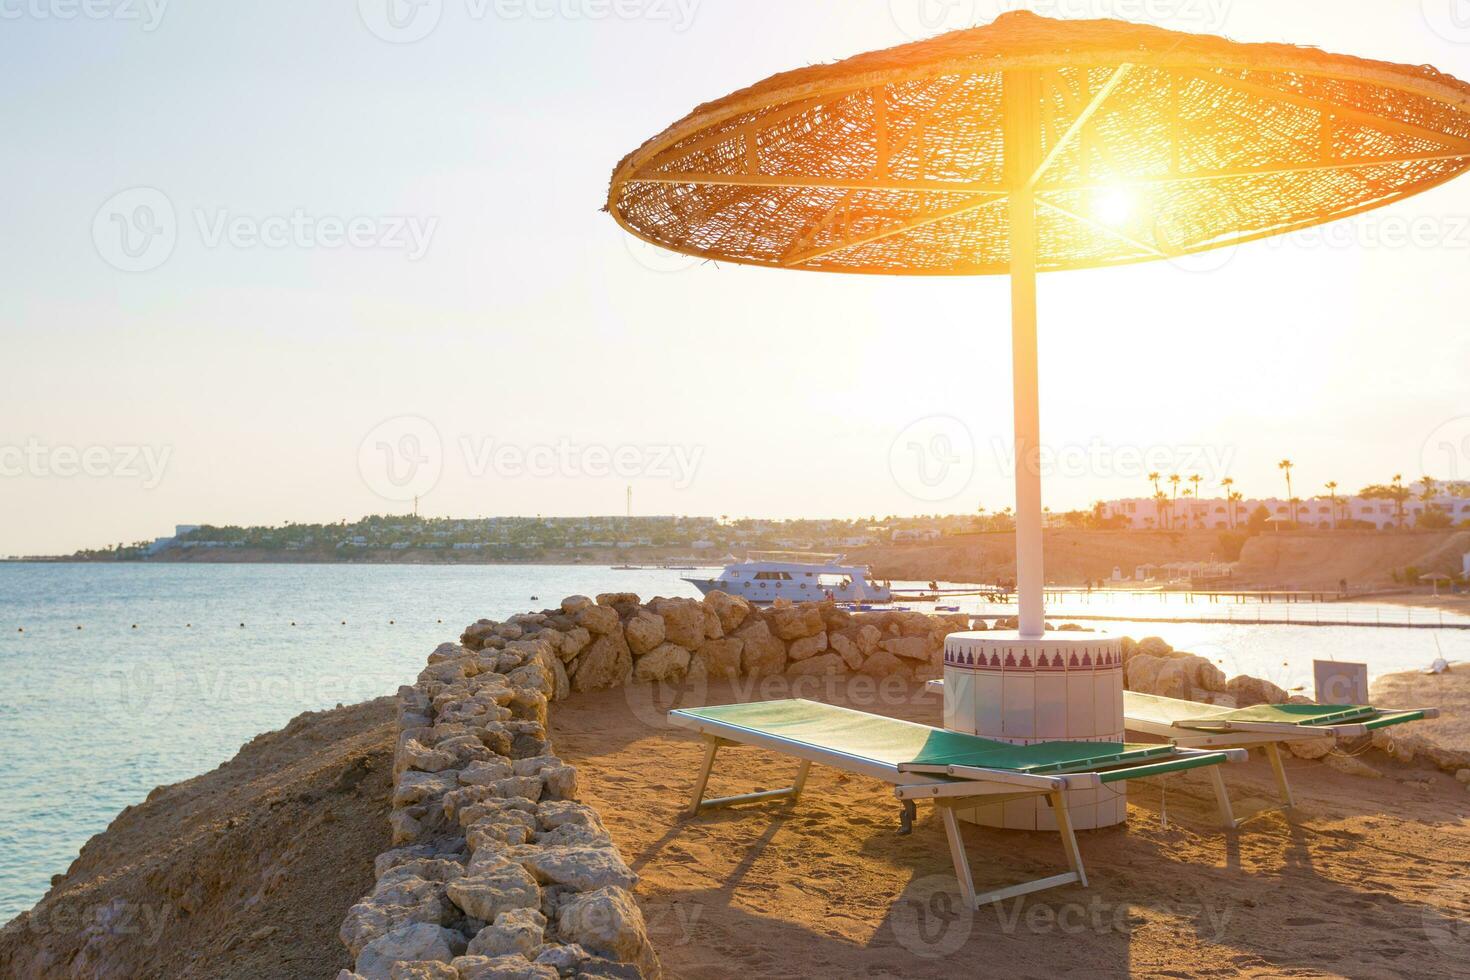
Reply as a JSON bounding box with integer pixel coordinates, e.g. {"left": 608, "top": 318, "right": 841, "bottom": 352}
{"left": 339, "top": 592, "right": 1469, "bottom": 978}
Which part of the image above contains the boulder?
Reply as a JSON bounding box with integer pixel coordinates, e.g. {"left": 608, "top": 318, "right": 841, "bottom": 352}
{"left": 557, "top": 627, "right": 592, "bottom": 662}
{"left": 735, "top": 619, "right": 787, "bottom": 677}
{"left": 393, "top": 772, "right": 460, "bottom": 808}
{"left": 828, "top": 631, "right": 864, "bottom": 670}
{"left": 786, "top": 653, "right": 844, "bottom": 678}
{"left": 574, "top": 604, "right": 620, "bottom": 636}
{"left": 692, "top": 637, "right": 743, "bottom": 681}
{"left": 1152, "top": 659, "right": 1193, "bottom": 700}
{"left": 787, "top": 632, "right": 829, "bottom": 662}
{"left": 459, "top": 759, "right": 516, "bottom": 786}
{"left": 854, "top": 625, "right": 882, "bottom": 657}
{"left": 387, "top": 962, "right": 458, "bottom": 980}
{"left": 880, "top": 637, "right": 930, "bottom": 662}
{"left": 513, "top": 846, "right": 638, "bottom": 892}
{"left": 1287, "top": 738, "right": 1333, "bottom": 760}
{"left": 1225, "top": 674, "right": 1288, "bottom": 707}
{"left": 1137, "top": 636, "right": 1173, "bottom": 658}
{"left": 556, "top": 887, "right": 660, "bottom": 979}
{"left": 703, "top": 591, "right": 751, "bottom": 633}
{"left": 768, "top": 603, "right": 825, "bottom": 641}
{"left": 446, "top": 861, "right": 542, "bottom": 922}
{"left": 649, "top": 598, "right": 705, "bottom": 649}
{"left": 560, "top": 596, "right": 593, "bottom": 614}
{"left": 397, "top": 739, "right": 457, "bottom": 776}
{"left": 466, "top": 908, "right": 546, "bottom": 959}
{"left": 452, "top": 955, "right": 558, "bottom": 980}
{"left": 1125, "top": 654, "right": 1165, "bottom": 694}
{"left": 356, "top": 923, "right": 464, "bottom": 980}
{"left": 570, "top": 633, "right": 632, "bottom": 693}
{"left": 633, "top": 643, "right": 690, "bottom": 683}
{"left": 858, "top": 651, "right": 905, "bottom": 679}
{"left": 623, "top": 611, "right": 666, "bottom": 656}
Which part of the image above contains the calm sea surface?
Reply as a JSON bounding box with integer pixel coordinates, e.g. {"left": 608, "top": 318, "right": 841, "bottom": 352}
{"left": 1, "top": 563, "right": 1466, "bottom": 920}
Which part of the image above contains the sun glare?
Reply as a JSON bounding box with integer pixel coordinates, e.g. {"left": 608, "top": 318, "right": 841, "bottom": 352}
{"left": 1093, "top": 187, "right": 1135, "bottom": 227}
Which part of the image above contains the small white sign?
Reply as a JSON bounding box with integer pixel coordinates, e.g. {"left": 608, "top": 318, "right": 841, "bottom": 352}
{"left": 1314, "top": 661, "right": 1370, "bottom": 706}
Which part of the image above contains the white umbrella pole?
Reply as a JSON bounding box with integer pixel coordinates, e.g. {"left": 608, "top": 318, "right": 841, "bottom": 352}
{"left": 1005, "top": 70, "right": 1045, "bottom": 640}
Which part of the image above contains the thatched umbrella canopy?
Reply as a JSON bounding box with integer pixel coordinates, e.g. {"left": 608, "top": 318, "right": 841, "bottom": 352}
{"left": 608, "top": 11, "right": 1470, "bottom": 275}
{"left": 606, "top": 12, "right": 1470, "bottom": 638}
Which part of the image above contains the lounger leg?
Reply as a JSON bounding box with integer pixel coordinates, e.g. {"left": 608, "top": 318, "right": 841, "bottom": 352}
{"left": 1050, "top": 791, "right": 1088, "bottom": 889}
{"left": 688, "top": 740, "right": 814, "bottom": 813}
{"left": 791, "top": 760, "right": 812, "bottom": 801}
{"left": 939, "top": 805, "right": 977, "bottom": 908}
{"left": 937, "top": 797, "right": 1086, "bottom": 909}
{"left": 689, "top": 737, "right": 720, "bottom": 815}
{"left": 1206, "top": 766, "right": 1238, "bottom": 830}
{"left": 1264, "top": 743, "right": 1295, "bottom": 809}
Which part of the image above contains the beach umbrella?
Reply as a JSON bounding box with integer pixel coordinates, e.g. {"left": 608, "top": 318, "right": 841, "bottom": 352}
{"left": 607, "top": 12, "right": 1470, "bottom": 639}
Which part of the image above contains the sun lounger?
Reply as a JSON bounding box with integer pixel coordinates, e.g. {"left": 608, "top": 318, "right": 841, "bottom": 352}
{"left": 668, "top": 699, "right": 1243, "bottom": 908}
{"left": 924, "top": 679, "right": 1439, "bottom": 820}
{"left": 1121, "top": 691, "right": 1438, "bottom": 812}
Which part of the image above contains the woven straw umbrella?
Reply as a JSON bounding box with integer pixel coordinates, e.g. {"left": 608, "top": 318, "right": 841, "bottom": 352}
{"left": 607, "top": 12, "right": 1470, "bottom": 640}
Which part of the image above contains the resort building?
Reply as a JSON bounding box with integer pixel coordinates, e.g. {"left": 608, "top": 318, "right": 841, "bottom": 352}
{"left": 1099, "top": 494, "right": 1470, "bottom": 530}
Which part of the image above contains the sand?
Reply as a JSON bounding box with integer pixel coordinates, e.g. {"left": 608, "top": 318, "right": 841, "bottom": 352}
{"left": 0, "top": 698, "right": 397, "bottom": 979}
{"left": 551, "top": 677, "right": 1470, "bottom": 980}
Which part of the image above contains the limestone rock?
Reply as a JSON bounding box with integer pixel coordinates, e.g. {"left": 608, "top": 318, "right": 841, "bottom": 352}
{"left": 446, "top": 861, "right": 542, "bottom": 922}
{"left": 388, "top": 963, "right": 457, "bottom": 980}
{"left": 557, "top": 628, "right": 592, "bottom": 662}
{"left": 513, "top": 846, "right": 638, "bottom": 892}
{"left": 880, "top": 637, "right": 929, "bottom": 662}
{"left": 703, "top": 591, "right": 752, "bottom": 633}
{"left": 556, "top": 887, "right": 659, "bottom": 979}
{"left": 560, "top": 596, "right": 593, "bottom": 614}
{"left": 787, "top": 631, "right": 829, "bottom": 662}
{"left": 466, "top": 907, "right": 547, "bottom": 958}
{"left": 1288, "top": 738, "right": 1333, "bottom": 760}
{"left": 1125, "top": 654, "right": 1165, "bottom": 694}
{"left": 574, "top": 604, "right": 620, "bottom": 636}
{"left": 786, "top": 653, "right": 843, "bottom": 677}
{"left": 459, "top": 759, "right": 516, "bottom": 786}
{"left": 633, "top": 643, "right": 690, "bottom": 683}
{"left": 768, "top": 603, "right": 825, "bottom": 641}
{"left": 736, "top": 619, "right": 787, "bottom": 677}
{"left": 828, "top": 631, "right": 863, "bottom": 670}
{"left": 356, "top": 923, "right": 465, "bottom": 980}
{"left": 623, "top": 611, "right": 666, "bottom": 656}
{"left": 452, "top": 955, "right": 558, "bottom": 980}
{"left": 1225, "top": 674, "right": 1288, "bottom": 708}
{"left": 394, "top": 772, "right": 460, "bottom": 808}
{"left": 1137, "top": 636, "right": 1173, "bottom": 658}
{"left": 1152, "top": 659, "right": 1193, "bottom": 700}
{"left": 533, "top": 944, "right": 591, "bottom": 973}
{"left": 693, "top": 637, "right": 743, "bottom": 681}
{"left": 858, "top": 651, "right": 904, "bottom": 679}
{"left": 649, "top": 597, "right": 705, "bottom": 649}
{"left": 570, "top": 633, "right": 632, "bottom": 693}
{"left": 398, "top": 739, "right": 457, "bottom": 775}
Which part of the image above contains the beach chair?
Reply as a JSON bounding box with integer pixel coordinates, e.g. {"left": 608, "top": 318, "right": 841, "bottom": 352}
{"left": 1121, "top": 691, "right": 1438, "bottom": 813}
{"left": 668, "top": 699, "right": 1244, "bottom": 908}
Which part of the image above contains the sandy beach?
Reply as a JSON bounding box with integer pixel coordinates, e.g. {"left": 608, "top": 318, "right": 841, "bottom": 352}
{"left": 552, "top": 675, "right": 1470, "bottom": 979}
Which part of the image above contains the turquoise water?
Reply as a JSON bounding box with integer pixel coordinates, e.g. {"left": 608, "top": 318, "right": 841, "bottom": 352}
{"left": 1, "top": 563, "right": 1466, "bottom": 922}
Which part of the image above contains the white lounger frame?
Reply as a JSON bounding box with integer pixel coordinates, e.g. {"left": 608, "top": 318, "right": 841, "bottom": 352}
{"left": 670, "top": 711, "right": 1241, "bottom": 908}
{"left": 926, "top": 679, "right": 1438, "bottom": 817}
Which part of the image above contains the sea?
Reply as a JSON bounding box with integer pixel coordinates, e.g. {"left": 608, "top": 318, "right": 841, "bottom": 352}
{"left": 1, "top": 562, "right": 1467, "bottom": 921}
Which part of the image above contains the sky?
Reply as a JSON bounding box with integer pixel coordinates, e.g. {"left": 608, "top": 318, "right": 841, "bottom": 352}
{"left": 2, "top": 0, "right": 1469, "bottom": 555}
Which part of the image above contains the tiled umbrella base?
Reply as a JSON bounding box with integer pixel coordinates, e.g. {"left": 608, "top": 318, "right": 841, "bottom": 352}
{"left": 942, "top": 631, "right": 1126, "bottom": 831}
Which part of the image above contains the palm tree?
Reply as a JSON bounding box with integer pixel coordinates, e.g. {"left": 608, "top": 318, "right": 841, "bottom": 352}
{"left": 1325, "top": 481, "right": 1340, "bottom": 529}
{"left": 1228, "top": 489, "right": 1244, "bottom": 527}
{"left": 1278, "top": 460, "right": 1295, "bottom": 526}
{"left": 1221, "top": 477, "right": 1236, "bottom": 528}
{"left": 1188, "top": 474, "right": 1202, "bottom": 526}
{"left": 1393, "top": 473, "right": 1406, "bottom": 528}
{"left": 1168, "top": 474, "right": 1181, "bottom": 529}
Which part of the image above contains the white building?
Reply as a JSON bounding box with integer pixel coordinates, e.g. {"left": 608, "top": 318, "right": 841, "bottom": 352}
{"left": 1099, "top": 494, "right": 1470, "bottom": 531}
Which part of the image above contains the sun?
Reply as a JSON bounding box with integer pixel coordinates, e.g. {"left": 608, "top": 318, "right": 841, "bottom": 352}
{"left": 1092, "top": 187, "right": 1135, "bottom": 227}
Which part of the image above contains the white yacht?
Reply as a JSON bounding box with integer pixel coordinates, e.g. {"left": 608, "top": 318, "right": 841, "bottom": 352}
{"left": 684, "top": 552, "right": 891, "bottom": 604}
